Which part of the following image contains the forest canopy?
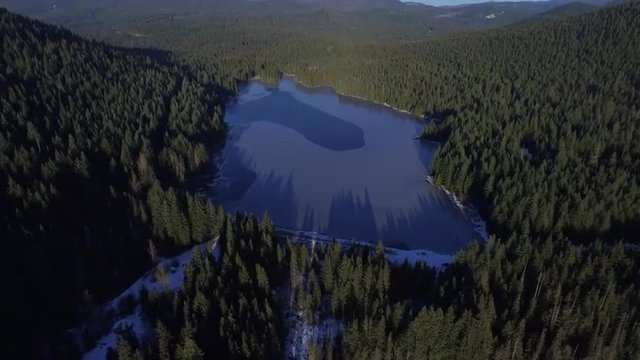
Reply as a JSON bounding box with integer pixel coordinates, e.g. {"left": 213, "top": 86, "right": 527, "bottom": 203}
{"left": 2, "top": 2, "right": 640, "bottom": 359}
{"left": 43, "top": 1, "right": 640, "bottom": 244}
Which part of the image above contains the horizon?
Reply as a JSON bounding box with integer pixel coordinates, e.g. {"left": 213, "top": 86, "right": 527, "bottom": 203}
{"left": 401, "top": 0, "right": 550, "bottom": 7}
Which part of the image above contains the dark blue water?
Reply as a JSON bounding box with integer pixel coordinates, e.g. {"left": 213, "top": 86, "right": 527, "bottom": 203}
{"left": 212, "top": 76, "right": 478, "bottom": 254}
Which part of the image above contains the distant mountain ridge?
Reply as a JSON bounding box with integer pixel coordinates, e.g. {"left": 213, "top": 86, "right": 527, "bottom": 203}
{"left": 536, "top": 1, "right": 600, "bottom": 20}
{"left": 2, "top": 0, "right": 611, "bottom": 15}
{"left": 1, "top": 0, "right": 400, "bottom": 13}
{"left": 4, "top": 0, "right": 575, "bottom": 49}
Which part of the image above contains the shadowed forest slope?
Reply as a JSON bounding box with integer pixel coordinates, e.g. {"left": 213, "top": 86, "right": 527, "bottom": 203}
{"left": 0, "top": 8, "right": 226, "bottom": 356}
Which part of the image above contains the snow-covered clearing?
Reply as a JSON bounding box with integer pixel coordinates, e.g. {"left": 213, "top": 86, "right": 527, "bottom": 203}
{"left": 77, "top": 212, "right": 476, "bottom": 360}
{"left": 79, "top": 239, "right": 219, "bottom": 360}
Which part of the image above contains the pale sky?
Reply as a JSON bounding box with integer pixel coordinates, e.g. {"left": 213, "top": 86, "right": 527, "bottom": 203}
{"left": 402, "top": 0, "right": 549, "bottom": 7}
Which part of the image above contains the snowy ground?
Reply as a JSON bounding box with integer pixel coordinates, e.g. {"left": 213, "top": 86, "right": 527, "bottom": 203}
{"left": 279, "top": 282, "right": 343, "bottom": 360}
{"left": 76, "top": 223, "right": 454, "bottom": 360}
{"left": 278, "top": 228, "right": 454, "bottom": 269}
{"left": 278, "top": 228, "right": 456, "bottom": 359}
{"left": 78, "top": 217, "right": 470, "bottom": 360}
{"left": 285, "top": 311, "right": 343, "bottom": 360}
{"left": 83, "top": 306, "right": 149, "bottom": 360}
{"left": 80, "top": 239, "right": 219, "bottom": 360}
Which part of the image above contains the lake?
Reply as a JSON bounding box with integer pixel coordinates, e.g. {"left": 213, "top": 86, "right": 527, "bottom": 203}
{"left": 211, "top": 76, "right": 480, "bottom": 255}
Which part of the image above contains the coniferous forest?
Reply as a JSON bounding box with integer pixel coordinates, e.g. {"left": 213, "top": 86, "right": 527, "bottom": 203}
{"left": 1, "top": 8, "right": 225, "bottom": 356}
{"left": 2, "top": 1, "right": 640, "bottom": 359}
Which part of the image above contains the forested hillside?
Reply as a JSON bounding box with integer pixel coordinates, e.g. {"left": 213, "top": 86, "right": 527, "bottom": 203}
{"left": 254, "top": 2, "right": 640, "bottom": 244}
{"left": 0, "top": 8, "right": 226, "bottom": 358}
{"left": 49, "top": 1, "right": 640, "bottom": 244}
{"left": 3, "top": 2, "right": 640, "bottom": 360}
{"left": 113, "top": 216, "right": 640, "bottom": 360}
{"left": 30, "top": 0, "right": 557, "bottom": 48}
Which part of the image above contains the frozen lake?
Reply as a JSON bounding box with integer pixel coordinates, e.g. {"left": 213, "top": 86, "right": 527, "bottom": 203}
{"left": 212, "top": 76, "right": 480, "bottom": 254}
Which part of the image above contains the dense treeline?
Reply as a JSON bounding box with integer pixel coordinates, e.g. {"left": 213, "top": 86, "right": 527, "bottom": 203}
{"left": 0, "top": 9, "right": 226, "bottom": 357}
{"left": 87, "top": 3, "right": 640, "bottom": 359}
{"left": 50, "top": 2, "right": 640, "bottom": 243}
{"left": 4, "top": 2, "right": 640, "bottom": 359}
{"left": 120, "top": 214, "right": 639, "bottom": 359}
{"left": 255, "top": 2, "right": 640, "bottom": 243}
{"left": 31, "top": 1, "right": 559, "bottom": 90}
{"left": 338, "top": 235, "right": 640, "bottom": 359}
{"left": 114, "top": 212, "right": 287, "bottom": 360}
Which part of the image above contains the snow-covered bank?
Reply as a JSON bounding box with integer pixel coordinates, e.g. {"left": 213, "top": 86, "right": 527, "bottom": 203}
{"left": 278, "top": 227, "right": 454, "bottom": 359}
{"left": 425, "top": 176, "right": 489, "bottom": 242}
{"left": 278, "top": 228, "right": 453, "bottom": 269}
{"left": 280, "top": 226, "right": 455, "bottom": 360}
{"left": 440, "top": 187, "right": 488, "bottom": 242}
{"left": 78, "top": 239, "right": 220, "bottom": 360}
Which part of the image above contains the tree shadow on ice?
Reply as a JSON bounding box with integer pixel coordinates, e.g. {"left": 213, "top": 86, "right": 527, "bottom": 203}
{"left": 325, "top": 189, "right": 378, "bottom": 242}
{"left": 230, "top": 170, "right": 299, "bottom": 229}
{"left": 300, "top": 201, "right": 316, "bottom": 230}
{"left": 380, "top": 193, "right": 475, "bottom": 255}
{"left": 211, "top": 141, "right": 258, "bottom": 202}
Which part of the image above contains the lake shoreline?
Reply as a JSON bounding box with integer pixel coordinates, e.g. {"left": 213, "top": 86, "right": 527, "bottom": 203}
{"left": 227, "top": 75, "right": 486, "bottom": 251}
{"left": 277, "top": 227, "right": 453, "bottom": 268}
{"left": 250, "top": 73, "right": 420, "bottom": 118}
{"left": 426, "top": 175, "right": 488, "bottom": 242}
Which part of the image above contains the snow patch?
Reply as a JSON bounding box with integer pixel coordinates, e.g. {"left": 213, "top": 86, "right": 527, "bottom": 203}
{"left": 439, "top": 186, "right": 488, "bottom": 242}
{"left": 520, "top": 146, "right": 533, "bottom": 160}
{"left": 83, "top": 306, "right": 150, "bottom": 360}
{"left": 278, "top": 228, "right": 453, "bottom": 269}
{"left": 386, "top": 247, "right": 452, "bottom": 268}
{"left": 80, "top": 238, "right": 220, "bottom": 360}
{"left": 437, "top": 12, "right": 461, "bottom": 18}
{"left": 485, "top": 11, "right": 504, "bottom": 19}
{"left": 285, "top": 312, "right": 343, "bottom": 360}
